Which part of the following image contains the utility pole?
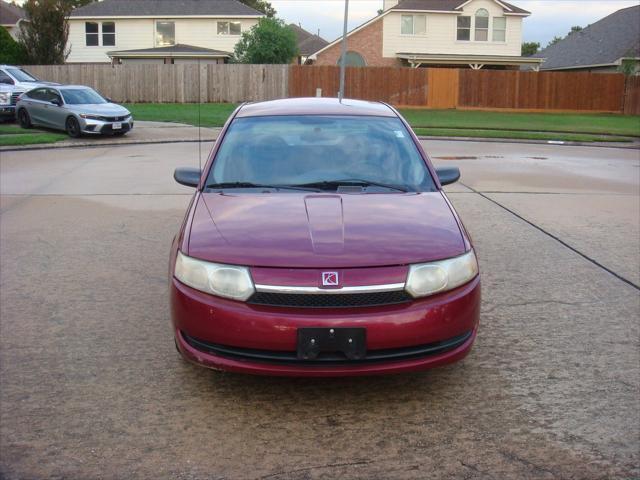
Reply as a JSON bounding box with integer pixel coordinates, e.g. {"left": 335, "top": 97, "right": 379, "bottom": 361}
{"left": 338, "top": 0, "right": 349, "bottom": 102}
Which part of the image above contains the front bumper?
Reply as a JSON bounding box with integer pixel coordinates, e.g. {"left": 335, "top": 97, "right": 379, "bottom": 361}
{"left": 171, "top": 275, "right": 481, "bottom": 377}
{"left": 80, "top": 117, "right": 134, "bottom": 135}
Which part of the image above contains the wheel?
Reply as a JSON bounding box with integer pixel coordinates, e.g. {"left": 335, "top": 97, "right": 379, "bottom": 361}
{"left": 18, "top": 109, "right": 32, "bottom": 129}
{"left": 65, "top": 116, "right": 81, "bottom": 138}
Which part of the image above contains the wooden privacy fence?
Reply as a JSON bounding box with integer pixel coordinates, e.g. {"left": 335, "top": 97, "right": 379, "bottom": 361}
{"left": 25, "top": 64, "right": 288, "bottom": 103}
{"left": 23, "top": 64, "right": 640, "bottom": 114}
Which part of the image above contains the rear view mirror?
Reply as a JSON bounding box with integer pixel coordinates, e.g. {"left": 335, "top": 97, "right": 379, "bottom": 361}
{"left": 435, "top": 167, "right": 461, "bottom": 186}
{"left": 174, "top": 167, "right": 201, "bottom": 188}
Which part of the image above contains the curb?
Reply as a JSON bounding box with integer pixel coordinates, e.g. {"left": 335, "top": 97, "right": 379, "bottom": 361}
{"left": 2, "top": 134, "right": 638, "bottom": 153}
{"left": 417, "top": 135, "right": 640, "bottom": 149}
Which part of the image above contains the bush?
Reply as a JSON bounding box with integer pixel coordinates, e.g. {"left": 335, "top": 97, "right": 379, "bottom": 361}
{"left": 0, "top": 26, "right": 27, "bottom": 65}
{"left": 234, "top": 18, "right": 298, "bottom": 64}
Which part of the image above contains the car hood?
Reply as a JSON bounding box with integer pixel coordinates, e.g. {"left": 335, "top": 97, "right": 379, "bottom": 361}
{"left": 187, "top": 192, "right": 465, "bottom": 268}
{"left": 65, "top": 104, "right": 130, "bottom": 116}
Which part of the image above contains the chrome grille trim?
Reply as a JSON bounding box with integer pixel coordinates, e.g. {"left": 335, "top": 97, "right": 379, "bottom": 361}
{"left": 254, "top": 283, "right": 406, "bottom": 295}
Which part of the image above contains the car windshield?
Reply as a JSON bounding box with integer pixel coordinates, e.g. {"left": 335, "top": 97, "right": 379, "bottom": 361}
{"left": 6, "top": 68, "right": 39, "bottom": 82}
{"left": 61, "top": 88, "right": 107, "bottom": 105}
{"left": 207, "top": 115, "right": 436, "bottom": 192}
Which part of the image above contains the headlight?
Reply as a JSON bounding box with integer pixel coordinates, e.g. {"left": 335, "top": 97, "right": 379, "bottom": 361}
{"left": 405, "top": 250, "right": 478, "bottom": 298}
{"left": 80, "top": 114, "right": 103, "bottom": 120}
{"left": 0, "top": 92, "right": 10, "bottom": 105}
{"left": 174, "top": 251, "right": 255, "bottom": 301}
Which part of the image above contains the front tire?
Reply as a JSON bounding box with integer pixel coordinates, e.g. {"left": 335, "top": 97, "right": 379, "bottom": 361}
{"left": 65, "top": 116, "right": 81, "bottom": 138}
{"left": 18, "top": 109, "right": 32, "bottom": 129}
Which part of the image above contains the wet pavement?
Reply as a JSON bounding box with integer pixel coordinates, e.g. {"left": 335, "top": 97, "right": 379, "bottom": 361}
{"left": 0, "top": 140, "right": 638, "bottom": 479}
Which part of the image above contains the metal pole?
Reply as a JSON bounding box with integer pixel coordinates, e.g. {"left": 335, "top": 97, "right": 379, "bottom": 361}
{"left": 338, "top": 0, "right": 349, "bottom": 102}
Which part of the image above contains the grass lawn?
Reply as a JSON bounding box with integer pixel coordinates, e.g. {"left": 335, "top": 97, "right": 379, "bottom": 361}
{"left": 413, "top": 128, "right": 634, "bottom": 143}
{"left": 0, "top": 124, "right": 67, "bottom": 147}
{"left": 123, "top": 103, "right": 640, "bottom": 139}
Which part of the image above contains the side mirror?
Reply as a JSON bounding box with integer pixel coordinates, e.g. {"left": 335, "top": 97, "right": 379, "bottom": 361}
{"left": 51, "top": 99, "right": 62, "bottom": 106}
{"left": 435, "top": 166, "right": 461, "bottom": 186}
{"left": 105, "top": 97, "right": 114, "bottom": 103}
{"left": 174, "top": 167, "right": 201, "bottom": 187}
{"left": 0, "top": 78, "right": 14, "bottom": 85}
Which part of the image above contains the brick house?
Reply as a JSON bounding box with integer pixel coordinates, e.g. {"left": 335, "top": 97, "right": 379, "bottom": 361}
{"left": 310, "top": 0, "right": 543, "bottom": 70}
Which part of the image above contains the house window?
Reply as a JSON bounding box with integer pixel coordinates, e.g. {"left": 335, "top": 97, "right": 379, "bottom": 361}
{"left": 85, "top": 22, "right": 99, "bottom": 46}
{"left": 337, "top": 51, "right": 366, "bottom": 67}
{"left": 474, "top": 9, "right": 489, "bottom": 41}
{"left": 457, "top": 16, "right": 471, "bottom": 41}
{"left": 492, "top": 17, "right": 506, "bottom": 42}
{"left": 156, "top": 21, "right": 175, "bottom": 46}
{"left": 102, "top": 22, "right": 116, "bottom": 46}
{"left": 401, "top": 15, "right": 426, "bottom": 35}
{"left": 218, "top": 21, "right": 241, "bottom": 35}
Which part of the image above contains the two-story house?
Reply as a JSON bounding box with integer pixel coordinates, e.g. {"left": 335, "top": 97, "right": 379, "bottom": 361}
{"left": 66, "top": 0, "right": 263, "bottom": 64}
{"left": 311, "top": 0, "right": 543, "bottom": 70}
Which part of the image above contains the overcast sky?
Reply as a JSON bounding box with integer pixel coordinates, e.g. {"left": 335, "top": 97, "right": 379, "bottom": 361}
{"left": 272, "top": 0, "right": 640, "bottom": 45}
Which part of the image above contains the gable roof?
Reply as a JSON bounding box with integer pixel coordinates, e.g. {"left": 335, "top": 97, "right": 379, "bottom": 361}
{"left": 535, "top": 5, "right": 640, "bottom": 70}
{"left": 289, "top": 24, "right": 329, "bottom": 56}
{"left": 391, "top": 0, "right": 529, "bottom": 15}
{"left": 70, "top": 0, "right": 263, "bottom": 18}
{"left": 0, "top": 0, "right": 26, "bottom": 25}
{"left": 108, "top": 44, "right": 232, "bottom": 58}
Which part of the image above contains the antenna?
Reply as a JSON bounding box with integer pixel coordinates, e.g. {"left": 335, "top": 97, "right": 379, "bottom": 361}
{"left": 198, "top": 58, "right": 202, "bottom": 172}
{"left": 338, "top": 0, "right": 349, "bottom": 102}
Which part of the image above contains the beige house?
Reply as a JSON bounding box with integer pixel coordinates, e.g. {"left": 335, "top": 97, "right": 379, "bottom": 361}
{"left": 66, "top": 0, "right": 263, "bottom": 64}
{"left": 311, "top": 0, "right": 543, "bottom": 70}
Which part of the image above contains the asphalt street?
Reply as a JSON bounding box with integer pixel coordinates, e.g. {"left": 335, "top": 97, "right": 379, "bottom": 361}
{"left": 0, "top": 139, "right": 638, "bottom": 479}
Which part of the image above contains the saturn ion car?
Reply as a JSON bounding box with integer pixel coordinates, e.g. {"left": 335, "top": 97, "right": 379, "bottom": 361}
{"left": 170, "top": 98, "right": 480, "bottom": 377}
{"left": 16, "top": 85, "right": 133, "bottom": 137}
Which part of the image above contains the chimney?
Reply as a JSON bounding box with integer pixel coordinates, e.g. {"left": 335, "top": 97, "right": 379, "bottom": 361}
{"left": 383, "top": 0, "right": 399, "bottom": 11}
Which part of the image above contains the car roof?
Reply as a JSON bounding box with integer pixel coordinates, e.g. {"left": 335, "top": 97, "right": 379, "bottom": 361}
{"left": 236, "top": 98, "right": 397, "bottom": 118}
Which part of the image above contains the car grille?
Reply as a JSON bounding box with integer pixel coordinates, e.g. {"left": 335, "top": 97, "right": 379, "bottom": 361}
{"left": 103, "top": 115, "right": 129, "bottom": 122}
{"left": 248, "top": 290, "right": 413, "bottom": 308}
{"left": 182, "top": 330, "right": 473, "bottom": 365}
{"left": 10, "top": 92, "right": 21, "bottom": 105}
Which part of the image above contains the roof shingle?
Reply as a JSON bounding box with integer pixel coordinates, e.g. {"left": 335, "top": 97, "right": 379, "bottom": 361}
{"left": 535, "top": 5, "right": 640, "bottom": 70}
{"left": 391, "top": 0, "right": 529, "bottom": 15}
{"left": 0, "top": 0, "right": 26, "bottom": 25}
{"left": 288, "top": 24, "right": 329, "bottom": 56}
{"left": 71, "top": 0, "right": 263, "bottom": 18}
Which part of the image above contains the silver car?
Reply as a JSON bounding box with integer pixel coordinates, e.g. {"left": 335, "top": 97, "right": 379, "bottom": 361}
{"left": 16, "top": 85, "right": 133, "bottom": 137}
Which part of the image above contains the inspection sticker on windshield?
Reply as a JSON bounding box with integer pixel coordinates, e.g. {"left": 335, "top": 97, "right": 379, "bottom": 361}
{"left": 394, "top": 130, "right": 405, "bottom": 138}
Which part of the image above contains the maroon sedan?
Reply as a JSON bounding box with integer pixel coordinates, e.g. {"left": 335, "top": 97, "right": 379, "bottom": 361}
{"left": 170, "top": 98, "right": 480, "bottom": 376}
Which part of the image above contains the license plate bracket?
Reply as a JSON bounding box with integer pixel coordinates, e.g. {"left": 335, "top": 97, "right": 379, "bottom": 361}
{"left": 112, "top": 122, "right": 122, "bottom": 130}
{"left": 297, "top": 327, "right": 366, "bottom": 360}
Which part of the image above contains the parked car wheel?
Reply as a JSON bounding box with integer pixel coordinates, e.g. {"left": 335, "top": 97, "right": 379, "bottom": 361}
{"left": 65, "top": 116, "right": 81, "bottom": 138}
{"left": 18, "top": 109, "right": 32, "bottom": 129}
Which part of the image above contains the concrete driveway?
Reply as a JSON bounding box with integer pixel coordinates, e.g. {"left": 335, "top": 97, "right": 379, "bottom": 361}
{"left": 0, "top": 140, "right": 638, "bottom": 479}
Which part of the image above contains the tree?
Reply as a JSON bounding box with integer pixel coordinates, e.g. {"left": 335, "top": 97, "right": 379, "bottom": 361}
{"left": 238, "top": 0, "right": 276, "bottom": 17}
{"left": 234, "top": 18, "right": 298, "bottom": 64}
{"left": 521, "top": 41, "right": 540, "bottom": 57}
{"left": 547, "top": 36, "right": 563, "bottom": 48}
{"left": 569, "top": 25, "right": 583, "bottom": 34}
{"left": 0, "top": 26, "right": 28, "bottom": 64}
{"left": 19, "top": 0, "right": 72, "bottom": 64}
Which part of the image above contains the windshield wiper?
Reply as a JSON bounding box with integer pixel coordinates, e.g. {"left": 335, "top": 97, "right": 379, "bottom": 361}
{"left": 293, "top": 179, "right": 409, "bottom": 193}
{"left": 205, "top": 182, "right": 321, "bottom": 192}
